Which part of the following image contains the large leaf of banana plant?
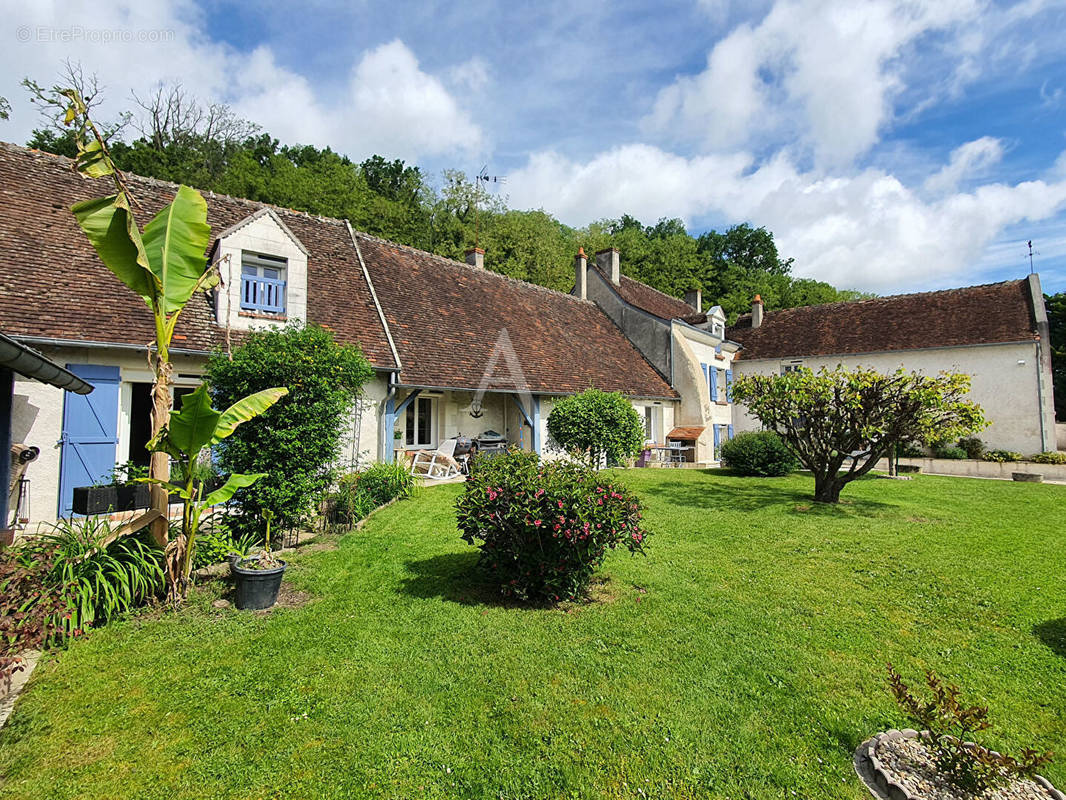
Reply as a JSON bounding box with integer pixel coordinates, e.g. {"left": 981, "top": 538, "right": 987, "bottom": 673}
{"left": 141, "top": 185, "right": 217, "bottom": 314}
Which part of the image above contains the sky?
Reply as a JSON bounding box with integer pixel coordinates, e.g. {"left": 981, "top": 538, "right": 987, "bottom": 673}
{"left": 3, "top": 0, "right": 1066, "bottom": 295}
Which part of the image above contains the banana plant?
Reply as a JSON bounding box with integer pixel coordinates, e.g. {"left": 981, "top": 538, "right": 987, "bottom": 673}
{"left": 140, "top": 384, "right": 288, "bottom": 601}
{"left": 57, "top": 88, "right": 221, "bottom": 592}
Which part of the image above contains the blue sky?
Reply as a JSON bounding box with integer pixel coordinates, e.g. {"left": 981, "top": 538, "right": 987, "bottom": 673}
{"left": 4, "top": 0, "right": 1066, "bottom": 295}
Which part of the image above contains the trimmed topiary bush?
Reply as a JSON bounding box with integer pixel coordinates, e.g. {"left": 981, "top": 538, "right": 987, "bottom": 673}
{"left": 983, "top": 450, "right": 1023, "bottom": 463}
{"left": 455, "top": 450, "right": 648, "bottom": 604}
{"left": 1031, "top": 451, "right": 1066, "bottom": 465}
{"left": 933, "top": 445, "right": 967, "bottom": 460}
{"left": 719, "top": 431, "right": 798, "bottom": 476}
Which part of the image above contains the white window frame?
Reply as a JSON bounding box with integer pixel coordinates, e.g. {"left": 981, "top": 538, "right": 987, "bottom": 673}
{"left": 403, "top": 396, "right": 437, "bottom": 449}
{"left": 240, "top": 251, "right": 288, "bottom": 313}
{"left": 781, "top": 361, "right": 803, "bottom": 375}
{"left": 643, "top": 405, "right": 662, "bottom": 444}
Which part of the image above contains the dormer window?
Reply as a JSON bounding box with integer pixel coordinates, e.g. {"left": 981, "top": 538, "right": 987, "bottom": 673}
{"left": 241, "top": 252, "right": 287, "bottom": 314}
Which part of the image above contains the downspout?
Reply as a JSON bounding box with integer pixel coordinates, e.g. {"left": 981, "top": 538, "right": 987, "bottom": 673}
{"left": 1035, "top": 337, "right": 1049, "bottom": 452}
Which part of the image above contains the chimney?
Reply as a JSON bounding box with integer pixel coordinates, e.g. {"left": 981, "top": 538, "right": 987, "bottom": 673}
{"left": 684, "top": 287, "right": 702, "bottom": 312}
{"left": 596, "top": 247, "right": 620, "bottom": 285}
{"left": 574, "top": 247, "right": 587, "bottom": 300}
{"left": 465, "top": 247, "right": 484, "bottom": 269}
{"left": 751, "top": 294, "right": 764, "bottom": 328}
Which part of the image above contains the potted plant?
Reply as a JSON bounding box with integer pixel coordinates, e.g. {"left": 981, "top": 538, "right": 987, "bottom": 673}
{"left": 231, "top": 512, "right": 287, "bottom": 609}
{"left": 109, "top": 461, "right": 151, "bottom": 511}
{"left": 71, "top": 482, "right": 118, "bottom": 515}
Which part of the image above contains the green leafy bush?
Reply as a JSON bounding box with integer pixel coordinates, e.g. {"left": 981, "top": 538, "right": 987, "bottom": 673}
{"left": 887, "top": 664, "right": 1052, "bottom": 795}
{"left": 932, "top": 445, "right": 967, "bottom": 460}
{"left": 1, "top": 542, "right": 68, "bottom": 684}
{"left": 957, "top": 436, "right": 985, "bottom": 459}
{"left": 207, "top": 323, "right": 374, "bottom": 535}
{"left": 455, "top": 450, "right": 648, "bottom": 603}
{"left": 546, "top": 388, "right": 645, "bottom": 467}
{"left": 1031, "top": 451, "right": 1066, "bottom": 465}
{"left": 719, "top": 431, "right": 798, "bottom": 476}
{"left": 327, "top": 474, "right": 376, "bottom": 528}
{"left": 983, "top": 450, "right": 1023, "bottom": 463}
{"left": 356, "top": 462, "right": 416, "bottom": 507}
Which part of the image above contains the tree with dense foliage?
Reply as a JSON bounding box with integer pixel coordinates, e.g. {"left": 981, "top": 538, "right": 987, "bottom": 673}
{"left": 206, "top": 323, "right": 374, "bottom": 536}
{"left": 1046, "top": 292, "right": 1065, "bottom": 420}
{"left": 732, "top": 366, "right": 986, "bottom": 503}
{"left": 546, "top": 388, "right": 646, "bottom": 467}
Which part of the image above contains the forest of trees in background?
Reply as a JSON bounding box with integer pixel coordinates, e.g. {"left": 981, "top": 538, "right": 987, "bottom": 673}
{"left": 20, "top": 74, "right": 871, "bottom": 322}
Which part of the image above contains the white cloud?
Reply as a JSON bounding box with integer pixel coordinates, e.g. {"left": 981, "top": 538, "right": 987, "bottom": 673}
{"left": 645, "top": 0, "right": 990, "bottom": 167}
{"left": 923, "top": 136, "right": 1005, "bottom": 194}
{"left": 507, "top": 143, "right": 1066, "bottom": 292}
{"left": 0, "top": 3, "right": 484, "bottom": 163}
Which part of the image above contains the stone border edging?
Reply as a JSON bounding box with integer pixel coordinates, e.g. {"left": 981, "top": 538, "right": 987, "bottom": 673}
{"left": 854, "top": 729, "right": 1064, "bottom": 800}
{"left": 0, "top": 650, "right": 41, "bottom": 730}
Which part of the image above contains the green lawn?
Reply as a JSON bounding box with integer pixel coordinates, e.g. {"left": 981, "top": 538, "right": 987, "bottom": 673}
{"left": 3, "top": 470, "right": 1066, "bottom": 799}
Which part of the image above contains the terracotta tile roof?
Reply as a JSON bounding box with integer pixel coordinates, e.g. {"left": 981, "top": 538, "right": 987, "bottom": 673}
{"left": 0, "top": 142, "right": 398, "bottom": 369}
{"left": 667, "top": 426, "right": 704, "bottom": 440}
{"left": 356, "top": 233, "right": 678, "bottom": 398}
{"left": 592, "top": 264, "right": 705, "bottom": 322}
{"left": 727, "top": 280, "right": 1039, "bottom": 361}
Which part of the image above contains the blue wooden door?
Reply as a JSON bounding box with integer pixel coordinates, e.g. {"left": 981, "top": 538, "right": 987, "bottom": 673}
{"left": 58, "top": 364, "right": 120, "bottom": 516}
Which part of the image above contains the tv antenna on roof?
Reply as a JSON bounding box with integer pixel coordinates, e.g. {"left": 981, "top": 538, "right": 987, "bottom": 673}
{"left": 473, "top": 165, "right": 506, "bottom": 249}
{"left": 1027, "top": 240, "right": 1038, "bottom": 274}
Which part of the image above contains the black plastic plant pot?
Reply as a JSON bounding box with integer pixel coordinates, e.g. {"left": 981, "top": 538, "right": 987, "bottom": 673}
{"left": 115, "top": 483, "right": 152, "bottom": 511}
{"left": 232, "top": 559, "right": 287, "bottom": 610}
{"left": 72, "top": 486, "right": 118, "bottom": 515}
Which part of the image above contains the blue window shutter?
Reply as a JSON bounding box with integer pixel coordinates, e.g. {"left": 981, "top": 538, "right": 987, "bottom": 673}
{"left": 713, "top": 424, "right": 721, "bottom": 454}
{"left": 710, "top": 368, "right": 718, "bottom": 401}
{"left": 58, "top": 364, "right": 120, "bottom": 516}
{"left": 725, "top": 369, "right": 733, "bottom": 402}
{"left": 715, "top": 343, "right": 722, "bottom": 355}
{"left": 728, "top": 424, "right": 734, "bottom": 439}
{"left": 701, "top": 363, "right": 709, "bottom": 398}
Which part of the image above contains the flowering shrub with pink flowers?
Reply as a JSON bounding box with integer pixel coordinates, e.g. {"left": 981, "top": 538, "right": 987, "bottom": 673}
{"left": 455, "top": 450, "right": 648, "bottom": 603}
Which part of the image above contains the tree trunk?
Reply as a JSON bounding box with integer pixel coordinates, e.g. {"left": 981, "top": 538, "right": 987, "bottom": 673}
{"left": 888, "top": 444, "right": 897, "bottom": 477}
{"left": 812, "top": 475, "right": 842, "bottom": 503}
{"left": 149, "top": 358, "right": 178, "bottom": 600}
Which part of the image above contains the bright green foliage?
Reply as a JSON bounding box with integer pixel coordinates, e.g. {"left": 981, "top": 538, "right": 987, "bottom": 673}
{"left": 932, "top": 442, "right": 967, "bottom": 460}
{"left": 983, "top": 450, "right": 1024, "bottom": 463}
{"left": 1032, "top": 451, "right": 1066, "bottom": 464}
{"left": 455, "top": 450, "right": 647, "bottom": 603}
{"left": 546, "top": 388, "right": 645, "bottom": 467}
{"left": 206, "top": 323, "right": 374, "bottom": 535}
{"left": 355, "top": 463, "right": 416, "bottom": 508}
{"left": 33, "top": 517, "right": 164, "bottom": 636}
{"left": 719, "top": 431, "right": 798, "bottom": 476}
{"left": 733, "top": 366, "right": 987, "bottom": 502}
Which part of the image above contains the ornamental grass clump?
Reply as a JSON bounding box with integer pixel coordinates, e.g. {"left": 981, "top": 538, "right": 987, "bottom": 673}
{"left": 455, "top": 450, "right": 648, "bottom": 604}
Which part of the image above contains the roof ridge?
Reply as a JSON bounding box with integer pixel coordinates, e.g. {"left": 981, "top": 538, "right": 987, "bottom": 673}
{"left": 590, "top": 261, "right": 695, "bottom": 312}
{"left": 353, "top": 230, "right": 598, "bottom": 306}
{"left": 755, "top": 278, "right": 1029, "bottom": 323}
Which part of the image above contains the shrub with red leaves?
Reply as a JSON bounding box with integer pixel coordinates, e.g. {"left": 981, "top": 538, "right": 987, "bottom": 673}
{"left": 455, "top": 450, "right": 648, "bottom": 604}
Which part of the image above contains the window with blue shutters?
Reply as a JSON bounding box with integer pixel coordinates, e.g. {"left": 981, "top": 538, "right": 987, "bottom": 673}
{"left": 725, "top": 368, "right": 733, "bottom": 402}
{"left": 241, "top": 252, "right": 287, "bottom": 314}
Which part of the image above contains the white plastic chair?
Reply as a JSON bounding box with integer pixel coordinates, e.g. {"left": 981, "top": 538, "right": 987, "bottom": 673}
{"left": 667, "top": 441, "right": 686, "bottom": 466}
{"left": 410, "top": 438, "right": 462, "bottom": 480}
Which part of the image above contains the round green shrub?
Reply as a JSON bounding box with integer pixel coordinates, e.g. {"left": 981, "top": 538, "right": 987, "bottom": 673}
{"left": 957, "top": 436, "right": 985, "bottom": 459}
{"left": 1031, "top": 451, "right": 1066, "bottom": 465}
{"left": 982, "top": 450, "right": 1023, "bottom": 463}
{"left": 719, "top": 431, "right": 798, "bottom": 476}
{"left": 896, "top": 440, "right": 925, "bottom": 458}
{"left": 546, "top": 388, "right": 645, "bottom": 467}
{"left": 455, "top": 450, "right": 648, "bottom": 604}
